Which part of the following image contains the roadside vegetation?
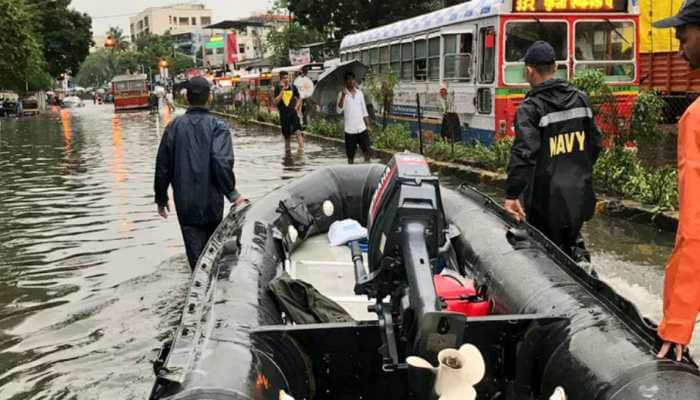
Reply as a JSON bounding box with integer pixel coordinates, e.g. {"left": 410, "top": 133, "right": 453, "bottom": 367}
{"left": 571, "top": 70, "right": 677, "bottom": 211}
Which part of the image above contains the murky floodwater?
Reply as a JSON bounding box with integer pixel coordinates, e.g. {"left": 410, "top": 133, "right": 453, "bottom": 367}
{"left": 0, "top": 105, "right": 695, "bottom": 399}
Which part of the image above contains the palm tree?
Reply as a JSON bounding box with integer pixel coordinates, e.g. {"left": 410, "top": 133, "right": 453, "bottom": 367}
{"left": 106, "top": 26, "right": 130, "bottom": 51}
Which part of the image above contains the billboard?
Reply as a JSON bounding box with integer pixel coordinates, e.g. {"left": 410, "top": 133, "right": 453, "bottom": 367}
{"left": 289, "top": 48, "right": 311, "bottom": 66}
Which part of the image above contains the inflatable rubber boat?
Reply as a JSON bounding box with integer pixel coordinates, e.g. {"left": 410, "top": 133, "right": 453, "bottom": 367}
{"left": 149, "top": 153, "right": 700, "bottom": 400}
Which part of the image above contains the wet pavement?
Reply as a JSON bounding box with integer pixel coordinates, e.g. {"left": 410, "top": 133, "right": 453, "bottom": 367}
{"left": 0, "top": 104, "right": 695, "bottom": 399}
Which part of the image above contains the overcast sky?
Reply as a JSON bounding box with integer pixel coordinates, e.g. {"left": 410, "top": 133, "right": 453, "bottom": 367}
{"left": 72, "top": 0, "right": 275, "bottom": 37}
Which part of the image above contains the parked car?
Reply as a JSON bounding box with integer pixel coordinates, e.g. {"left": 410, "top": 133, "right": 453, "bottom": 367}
{"left": 0, "top": 91, "right": 19, "bottom": 117}
{"left": 21, "top": 97, "right": 40, "bottom": 116}
{"left": 62, "top": 96, "right": 84, "bottom": 108}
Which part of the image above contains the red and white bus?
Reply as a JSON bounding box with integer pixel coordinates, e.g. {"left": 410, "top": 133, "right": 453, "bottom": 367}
{"left": 340, "top": 0, "right": 639, "bottom": 145}
{"left": 112, "top": 74, "right": 150, "bottom": 112}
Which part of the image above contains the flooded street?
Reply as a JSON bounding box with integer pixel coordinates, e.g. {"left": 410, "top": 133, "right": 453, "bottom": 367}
{"left": 0, "top": 105, "right": 694, "bottom": 399}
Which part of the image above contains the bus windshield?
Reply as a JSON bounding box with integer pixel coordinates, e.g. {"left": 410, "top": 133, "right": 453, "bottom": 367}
{"left": 504, "top": 21, "right": 568, "bottom": 84}
{"left": 574, "top": 20, "right": 635, "bottom": 82}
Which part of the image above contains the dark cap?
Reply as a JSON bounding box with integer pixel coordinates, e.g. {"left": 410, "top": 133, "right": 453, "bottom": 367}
{"left": 653, "top": 0, "right": 700, "bottom": 28}
{"left": 186, "top": 76, "right": 211, "bottom": 96}
{"left": 524, "top": 41, "right": 556, "bottom": 65}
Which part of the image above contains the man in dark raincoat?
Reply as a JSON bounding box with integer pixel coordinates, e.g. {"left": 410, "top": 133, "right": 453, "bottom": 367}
{"left": 504, "top": 41, "right": 603, "bottom": 263}
{"left": 154, "top": 76, "right": 246, "bottom": 270}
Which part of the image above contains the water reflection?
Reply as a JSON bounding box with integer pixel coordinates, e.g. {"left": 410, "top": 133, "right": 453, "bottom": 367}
{"left": 0, "top": 105, "right": 348, "bottom": 399}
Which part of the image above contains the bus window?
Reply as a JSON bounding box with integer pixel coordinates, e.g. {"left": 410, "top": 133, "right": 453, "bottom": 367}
{"left": 428, "top": 37, "right": 440, "bottom": 80}
{"left": 479, "top": 27, "right": 496, "bottom": 84}
{"left": 362, "top": 49, "right": 370, "bottom": 66}
{"left": 379, "top": 46, "right": 390, "bottom": 74}
{"left": 390, "top": 44, "right": 401, "bottom": 75}
{"left": 444, "top": 33, "right": 473, "bottom": 81}
{"left": 401, "top": 42, "right": 413, "bottom": 81}
{"left": 414, "top": 39, "right": 427, "bottom": 81}
{"left": 370, "top": 47, "right": 380, "bottom": 71}
{"left": 574, "top": 20, "right": 635, "bottom": 82}
{"left": 504, "top": 21, "right": 568, "bottom": 84}
{"left": 341, "top": 53, "right": 346, "bottom": 62}
{"left": 352, "top": 51, "right": 360, "bottom": 61}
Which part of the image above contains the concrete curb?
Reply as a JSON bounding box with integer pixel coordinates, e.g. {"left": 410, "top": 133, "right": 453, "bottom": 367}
{"left": 210, "top": 109, "right": 680, "bottom": 233}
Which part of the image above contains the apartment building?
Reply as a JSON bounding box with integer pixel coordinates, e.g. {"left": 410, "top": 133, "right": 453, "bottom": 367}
{"left": 129, "top": 3, "right": 212, "bottom": 39}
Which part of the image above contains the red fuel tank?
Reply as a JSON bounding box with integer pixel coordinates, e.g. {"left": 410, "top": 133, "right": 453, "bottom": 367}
{"left": 433, "top": 275, "right": 490, "bottom": 316}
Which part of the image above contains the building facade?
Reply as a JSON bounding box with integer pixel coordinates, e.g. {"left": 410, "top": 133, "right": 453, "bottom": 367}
{"left": 129, "top": 3, "right": 212, "bottom": 39}
{"left": 203, "top": 14, "right": 292, "bottom": 69}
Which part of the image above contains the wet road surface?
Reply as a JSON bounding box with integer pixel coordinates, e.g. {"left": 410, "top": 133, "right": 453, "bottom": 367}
{"left": 0, "top": 104, "right": 695, "bottom": 399}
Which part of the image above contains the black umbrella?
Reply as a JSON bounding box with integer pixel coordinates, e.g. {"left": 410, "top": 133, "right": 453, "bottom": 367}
{"left": 311, "top": 60, "right": 367, "bottom": 115}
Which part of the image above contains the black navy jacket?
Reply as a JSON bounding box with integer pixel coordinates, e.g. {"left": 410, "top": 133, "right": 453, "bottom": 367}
{"left": 154, "top": 107, "right": 239, "bottom": 226}
{"left": 506, "top": 79, "right": 603, "bottom": 230}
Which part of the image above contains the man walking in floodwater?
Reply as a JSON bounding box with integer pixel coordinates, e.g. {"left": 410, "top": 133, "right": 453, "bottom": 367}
{"left": 504, "top": 41, "right": 602, "bottom": 264}
{"left": 337, "top": 71, "right": 372, "bottom": 164}
{"left": 154, "top": 76, "right": 246, "bottom": 271}
{"left": 652, "top": 2, "right": 700, "bottom": 361}
{"left": 273, "top": 71, "right": 304, "bottom": 151}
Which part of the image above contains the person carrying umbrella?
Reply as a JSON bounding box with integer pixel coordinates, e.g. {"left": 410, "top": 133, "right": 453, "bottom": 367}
{"left": 337, "top": 70, "right": 372, "bottom": 164}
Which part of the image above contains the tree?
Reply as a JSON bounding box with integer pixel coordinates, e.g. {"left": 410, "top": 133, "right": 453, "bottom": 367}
{"left": 267, "top": 21, "right": 324, "bottom": 66}
{"left": 76, "top": 33, "right": 194, "bottom": 87}
{"left": 134, "top": 33, "right": 193, "bottom": 74}
{"left": 288, "top": 0, "right": 442, "bottom": 39}
{"left": 0, "top": 0, "right": 48, "bottom": 92}
{"left": 106, "top": 26, "right": 130, "bottom": 51}
{"left": 26, "top": 0, "right": 93, "bottom": 78}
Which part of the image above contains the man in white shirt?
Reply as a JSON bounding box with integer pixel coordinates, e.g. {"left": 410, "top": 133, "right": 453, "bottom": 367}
{"left": 337, "top": 71, "right": 372, "bottom": 164}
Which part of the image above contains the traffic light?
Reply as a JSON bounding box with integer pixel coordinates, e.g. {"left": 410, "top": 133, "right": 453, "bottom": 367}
{"left": 105, "top": 35, "right": 115, "bottom": 49}
{"left": 159, "top": 59, "right": 169, "bottom": 69}
{"left": 57, "top": 73, "right": 65, "bottom": 81}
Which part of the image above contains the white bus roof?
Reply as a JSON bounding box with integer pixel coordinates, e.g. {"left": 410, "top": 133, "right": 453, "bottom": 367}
{"left": 340, "top": 0, "right": 639, "bottom": 49}
{"left": 112, "top": 74, "right": 148, "bottom": 82}
{"left": 340, "top": 0, "right": 504, "bottom": 49}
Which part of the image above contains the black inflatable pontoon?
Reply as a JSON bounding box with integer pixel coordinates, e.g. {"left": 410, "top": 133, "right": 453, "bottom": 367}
{"left": 150, "top": 153, "right": 700, "bottom": 400}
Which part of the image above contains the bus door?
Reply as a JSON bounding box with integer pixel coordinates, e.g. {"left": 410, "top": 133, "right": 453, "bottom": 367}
{"left": 473, "top": 21, "right": 497, "bottom": 142}
{"left": 442, "top": 28, "right": 477, "bottom": 115}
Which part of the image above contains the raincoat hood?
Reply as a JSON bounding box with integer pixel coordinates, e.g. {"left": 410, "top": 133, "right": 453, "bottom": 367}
{"left": 527, "top": 79, "right": 583, "bottom": 112}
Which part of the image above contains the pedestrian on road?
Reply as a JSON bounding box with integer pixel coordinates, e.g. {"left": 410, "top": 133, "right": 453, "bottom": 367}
{"left": 652, "top": 1, "right": 700, "bottom": 362}
{"left": 273, "top": 71, "right": 304, "bottom": 151}
{"left": 149, "top": 91, "right": 159, "bottom": 114}
{"left": 337, "top": 71, "right": 372, "bottom": 164}
{"left": 504, "top": 41, "right": 603, "bottom": 264}
{"left": 154, "top": 76, "right": 246, "bottom": 271}
{"left": 294, "top": 66, "right": 314, "bottom": 128}
{"left": 165, "top": 90, "right": 175, "bottom": 113}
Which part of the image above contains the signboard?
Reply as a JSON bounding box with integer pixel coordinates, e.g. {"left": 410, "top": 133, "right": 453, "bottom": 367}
{"left": 226, "top": 32, "right": 238, "bottom": 64}
{"left": 513, "top": 0, "right": 627, "bottom": 12}
{"left": 205, "top": 35, "right": 225, "bottom": 49}
{"left": 289, "top": 48, "right": 311, "bottom": 66}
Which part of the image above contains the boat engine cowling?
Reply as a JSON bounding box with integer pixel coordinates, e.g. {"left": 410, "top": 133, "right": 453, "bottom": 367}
{"left": 361, "top": 152, "right": 446, "bottom": 313}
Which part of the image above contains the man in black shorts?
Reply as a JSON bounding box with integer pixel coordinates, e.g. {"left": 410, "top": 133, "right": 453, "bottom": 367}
{"left": 273, "top": 71, "right": 304, "bottom": 151}
{"left": 337, "top": 71, "right": 372, "bottom": 164}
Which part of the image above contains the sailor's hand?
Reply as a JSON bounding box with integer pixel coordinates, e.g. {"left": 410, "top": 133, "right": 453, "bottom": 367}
{"left": 658, "top": 340, "right": 685, "bottom": 362}
{"left": 504, "top": 199, "right": 526, "bottom": 222}
{"left": 158, "top": 204, "right": 170, "bottom": 219}
{"left": 233, "top": 196, "right": 249, "bottom": 207}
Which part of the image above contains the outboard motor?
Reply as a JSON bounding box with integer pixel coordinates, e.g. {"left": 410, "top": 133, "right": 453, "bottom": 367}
{"left": 353, "top": 152, "right": 467, "bottom": 371}
{"left": 363, "top": 152, "right": 445, "bottom": 315}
